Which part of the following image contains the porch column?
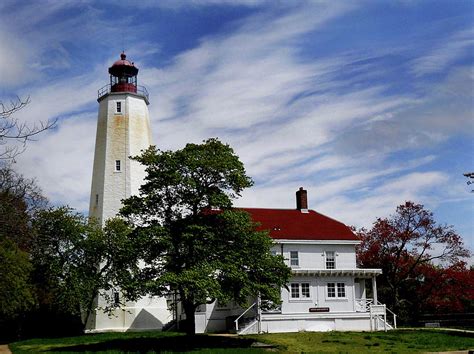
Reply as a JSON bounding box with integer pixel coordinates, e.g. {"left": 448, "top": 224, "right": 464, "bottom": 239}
{"left": 257, "top": 292, "right": 262, "bottom": 334}
{"left": 372, "top": 276, "right": 378, "bottom": 304}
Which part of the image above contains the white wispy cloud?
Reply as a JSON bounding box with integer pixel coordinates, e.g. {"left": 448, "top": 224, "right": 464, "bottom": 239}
{"left": 14, "top": 113, "right": 97, "bottom": 211}
{"left": 411, "top": 28, "right": 474, "bottom": 77}
{"left": 2, "top": 0, "right": 472, "bottom": 261}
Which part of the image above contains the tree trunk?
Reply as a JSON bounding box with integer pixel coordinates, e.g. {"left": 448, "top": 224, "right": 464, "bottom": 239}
{"left": 183, "top": 300, "right": 196, "bottom": 335}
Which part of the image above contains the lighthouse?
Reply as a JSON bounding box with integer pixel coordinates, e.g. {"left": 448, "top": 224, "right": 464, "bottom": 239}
{"left": 89, "top": 52, "right": 152, "bottom": 225}
{"left": 88, "top": 53, "right": 171, "bottom": 332}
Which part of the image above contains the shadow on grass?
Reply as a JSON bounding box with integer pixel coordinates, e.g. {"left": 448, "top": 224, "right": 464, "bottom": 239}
{"left": 48, "top": 335, "right": 258, "bottom": 353}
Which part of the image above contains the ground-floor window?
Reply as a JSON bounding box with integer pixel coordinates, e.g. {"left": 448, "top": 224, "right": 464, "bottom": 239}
{"left": 290, "top": 282, "right": 311, "bottom": 299}
{"left": 327, "top": 282, "right": 346, "bottom": 298}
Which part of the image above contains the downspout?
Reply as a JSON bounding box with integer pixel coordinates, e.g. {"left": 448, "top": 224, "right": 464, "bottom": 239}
{"left": 372, "top": 276, "right": 378, "bottom": 304}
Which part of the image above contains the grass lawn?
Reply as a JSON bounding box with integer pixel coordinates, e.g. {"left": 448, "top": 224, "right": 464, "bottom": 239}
{"left": 9, "top": 329, "right": 474, "bottom": 353}
{"left": 10, "top": 332, "right": 265, "bottom": 353}
{"left": 248, "top": 329, "right": 474, "bottom": 353}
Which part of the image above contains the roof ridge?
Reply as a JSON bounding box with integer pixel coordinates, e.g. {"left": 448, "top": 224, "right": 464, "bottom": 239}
{"left": 311, "top": 210, "right": 351, "bottom": 227}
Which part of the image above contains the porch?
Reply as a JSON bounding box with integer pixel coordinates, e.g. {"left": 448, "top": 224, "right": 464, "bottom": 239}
{"left": 234, "top": 299, "right": 397, "bottom": 334}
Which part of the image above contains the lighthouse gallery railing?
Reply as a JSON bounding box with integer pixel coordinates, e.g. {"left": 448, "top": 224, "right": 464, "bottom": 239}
{"left": 97, "top": 84, "right": 149, "bottom": 101}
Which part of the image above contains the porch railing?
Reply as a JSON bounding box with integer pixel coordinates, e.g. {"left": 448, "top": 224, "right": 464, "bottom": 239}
{"left": 355, "top": 298, "right": 374, "bottom": 312}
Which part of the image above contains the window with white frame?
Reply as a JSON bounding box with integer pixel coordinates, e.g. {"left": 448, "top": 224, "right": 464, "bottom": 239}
{"left": 327, "top": 282, "right": 336, "bottom": 298}
{"left": 290, "top": 251, "right": 299, "bottom": 266}
{"left": 301, "top": 283, "right": 310, "bottom": 298}
{"left": 290, "top": 282, "right": 311, "bottom": 299}
{"left": 115, "top": 160, "right": 121, "bottom": 172}
{"left": 290, "top": 283, "right": 299, "bottom": 298}
{"left": 326, "top": 251, "right": 336, "bottom": 269}
{"left": 116, "top": 101, "right": 122, "bottom": 113}
{"left": 327, "top": 282, "right": 346, "bottom": 298}
{"left": 337, "top": 282, "right": 346, "bottom": 297}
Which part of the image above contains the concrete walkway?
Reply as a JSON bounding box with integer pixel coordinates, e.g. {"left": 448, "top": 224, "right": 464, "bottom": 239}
{"left": 0, "top": 345, "right": 11, "bottom": 354}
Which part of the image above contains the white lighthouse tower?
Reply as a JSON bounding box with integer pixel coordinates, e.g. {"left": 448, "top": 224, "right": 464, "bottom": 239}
{"left": 89, "top": 52, "right": 152, "bottom": 225}
{"left": 88, "top": 53, "right": 171, "bottom": 332}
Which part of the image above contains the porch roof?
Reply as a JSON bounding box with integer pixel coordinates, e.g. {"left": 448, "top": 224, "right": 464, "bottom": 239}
{"left": 291, "top": 268, "right": 382, "bottom": 278}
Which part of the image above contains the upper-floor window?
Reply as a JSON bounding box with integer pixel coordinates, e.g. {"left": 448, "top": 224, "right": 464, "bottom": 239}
{"left": 116, "top": 101, "right": 122, "bottom": 113}
{"left": 115, "top": 160, "right": 121, "bottom": 172}
{"left": 290, "top": 282, "right": 310, "bottom": 299}
{"left": 290, "top": 251, "right": 299, "bottom": 266}
{"left": 327, "top": 282, "right": 345, "bottom": 298}
{"left": 326, "top": 251, "right": 335, "bottom": 269}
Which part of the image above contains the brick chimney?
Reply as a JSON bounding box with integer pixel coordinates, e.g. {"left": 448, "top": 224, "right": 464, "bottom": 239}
{"left": 296, "top": 187, "right": 308, "bottom": 212}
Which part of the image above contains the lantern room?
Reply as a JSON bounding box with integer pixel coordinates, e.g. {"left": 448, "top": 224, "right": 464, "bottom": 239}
{"left": 97, "top": 52, "right": 149, "bottom": 103}
{"left": 108, "top": 52, "right": 138, "bottom": 93}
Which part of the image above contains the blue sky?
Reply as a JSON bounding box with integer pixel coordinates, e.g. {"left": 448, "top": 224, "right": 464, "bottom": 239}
{"left": 1, "top": 0, "right": 473, "bottom": 260}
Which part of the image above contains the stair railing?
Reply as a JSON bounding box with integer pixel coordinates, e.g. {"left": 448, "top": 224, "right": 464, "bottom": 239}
{"left": 375, "top": 300, "right": 398, "bottom": 329}
{"left": 235, "top": 302, "right": 257, "bottom": 332}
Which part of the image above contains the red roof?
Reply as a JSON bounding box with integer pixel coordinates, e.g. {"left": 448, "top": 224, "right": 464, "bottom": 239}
{"left": 240, "top": 208, "right": 358, "bottom": 241}
{"left": 111, "top": 52, "right": 135, "bottom": 68}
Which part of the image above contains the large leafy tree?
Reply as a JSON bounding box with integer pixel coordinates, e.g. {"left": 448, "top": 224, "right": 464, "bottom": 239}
{"left": 357, "top": 201, "right": 470, "bottom": 323}
{"left": 0, "top": 238, "right": 35, "bottom": 321}
{"left": 413, "top": 261, "right": 474, "bottom": 315}
{"left": 31, "top": 208, "right": 136, "bottom": 330}
{"left": 120, "top": 138, "right": 291, "bottom": 334}
{"left": 0, "top": 166, "right": 46, "bottom": 324}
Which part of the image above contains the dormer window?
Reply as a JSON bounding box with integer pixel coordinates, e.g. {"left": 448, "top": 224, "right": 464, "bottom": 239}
{"left": 326, "top": 251, "right": 335, "bottom": 269}
{"left": 290, "top": 251, "right": 299, "bottom": 266}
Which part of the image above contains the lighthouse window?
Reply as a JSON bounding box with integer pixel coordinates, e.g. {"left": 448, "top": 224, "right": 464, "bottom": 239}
{"left": 114, "top": 292, "right": 120, "bottom": 306}
{"left": 116, "top": 101, "right": 122, "bottom": 113}
{"left": 115, "top": 160, "right": 121, "bottom": 172}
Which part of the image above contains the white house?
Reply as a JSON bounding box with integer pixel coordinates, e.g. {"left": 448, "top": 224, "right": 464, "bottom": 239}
{"left": 193, "top": 188, "right": 396, "bottom": 334}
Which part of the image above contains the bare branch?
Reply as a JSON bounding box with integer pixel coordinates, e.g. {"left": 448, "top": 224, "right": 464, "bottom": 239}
{"left": 464, "top": 172, "right": 474, "bottom": 192}
{"left": 0, "top": 96, "right": 30, "bottom": 119}
{"left": 0, "top": 96, "right": 57, "bottom": 161}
